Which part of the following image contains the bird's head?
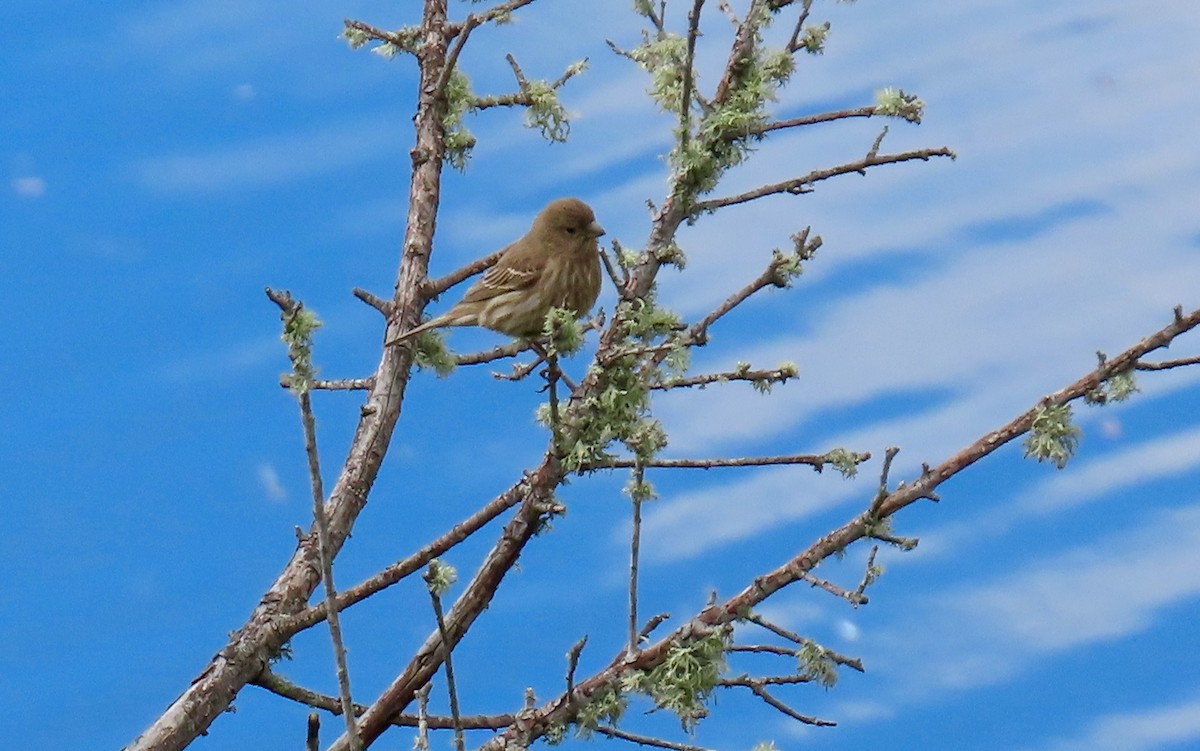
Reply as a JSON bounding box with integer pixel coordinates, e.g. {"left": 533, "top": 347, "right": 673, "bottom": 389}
{"left": 534, "top": 197, "right": 606, "bottom": 251}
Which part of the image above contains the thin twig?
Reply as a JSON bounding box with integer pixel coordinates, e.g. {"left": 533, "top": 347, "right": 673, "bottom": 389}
{"left": 415, "top": 683, "right": 431, "bottom": 751}
{"left": 493, "top": 353, "right": 547, "bottom": 382}
{"left": 544, "top": 350, "right": 563, "bottom": 454}
{"left": 291, "top": 484, "right": 527, "bottom": 631}
{"left": 728, "top": 644, "right": 800, "bottom": 657}
{"left": 627, "top": 461, "right": 646, "bottom": 657}
{"left": 799, "top": 572, "right": 868, "bottom": 606}
{"left": 269, "top": 290, "right": 360, "bottom": 750}
{"left": 741, "top": 617, "right": 868, "bottom": 671}
{"left": 302, "top": 391, "right": 359, "bottom": 749}
{"left": 593, "top": 726, "right": 716, "bottom": 751}
{"left": 651, "top": 366, "right": 798, "bottom": 391}
{"left": 590, "top": 453, "right": 832, "bottom": 471}
{"left": 425, "top": 569, "right": 465, "bottom": 751}
{"left": 599, "top": 246, "right": 630, "bottom": 298}
{"left": 684, "top": 234, "right": 819, "bottom": 343}
{"left": 438, "top": 14, "right": 482, "bottom": 94}
{"left": 693, "top": 147, "right": 957, "bottom": 213}
{"left": 743, "top": 613, "right": 807, "bottom": 645}
{"left": 472, "top": 54, "right": 587, "bottom": 109}
{"left": 454, "top": 339, "right": 534, "bottom": 367}
{"left": 677, "top": 0, "right": 705, "bottom": 152}
{"left": 746, "top": 683, "right": 836, "bottom": 727}
{"left": 342, "top": 19, "right": 407, "bottom": 48}
{"left": 745, "top": 105, "right": 877, "bottom": 138}
{"left": 869, "top": 446, "right": 900, "bottom": 516}
{"left": 461, "top": 0, "right": 538, "bottom": 28}
{"left": 252, "top": 672, "right": 517, "bottom": 730}
{"left": 306, "top": 713, "right": 319, "bottom": 751}
{"left": 426, "top": 248, "right": 506, "bottom": 297}
{"left": 352, "top": 287, "right": 392, "bottom": 315}
{"left": 718, "top": 674, "right": 819, "bottom": 688}
{"left": 566, "top": 636, "right": 588, "bottom": 699}
{"left": 639, "top": 612, "right": 671, "bottom": 641}
{"left": 1136, "top": 354, "right": 1200, "bottom": 371}
{"left": 852, "top": 545, "right": 880, "bottom": 603}
{"left": 303, "top": 377, "right": 376, "bottom": 392}
{"left": 785, "top": 0, "right": 814, "bottom": 52}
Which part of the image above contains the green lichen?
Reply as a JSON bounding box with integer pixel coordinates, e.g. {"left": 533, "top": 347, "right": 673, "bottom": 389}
{"left": 1023, "top": 403, "right": 1081, "bottom": 469}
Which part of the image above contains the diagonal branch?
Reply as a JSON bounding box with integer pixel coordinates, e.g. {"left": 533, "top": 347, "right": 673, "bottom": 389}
{"left": 124, "top": 5, "right": 456, "bottom": 747}
{"left": 589, "top": 453, "right": 843, "bottom": 471}
{"left": 473, "top": 305, "right": 1200, "bottom": 751}
{"left": 693, "top": 146, "right": 957, "bottom": 213}
{"left": 745, "top": 105, "right": 878, "bottom": 138}
{"left": 593, "top": 726, "right": 716, "bottom": 751}
{"left": 1135, "top": 354, "right": 1200, "bottom": 371}
{"left": 651, "top": 365, "right": 798, "bottom": 391}
{"left": 290, "top": 481, "right": 526, "bottom": 631}
{"left": 330, "top": 457, "right": 565, "bottom": 750}
{"left": 746, "top": 683, "right": 836, "bottom": 727}
{"left": 426, "top": 248, "right": 506, "bottom": 296}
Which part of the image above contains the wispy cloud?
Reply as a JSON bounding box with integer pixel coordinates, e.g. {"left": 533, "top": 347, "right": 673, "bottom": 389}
{"left": 155, "top": 334, "right": 281, "bottom": 383}
{"left": 11, "top": 176, "right": 46, "bottom": 198}
{"left": 636, "top": 466, "right": 859, "bottom": 562}
{"left": 873, "top": 503, "right": 1200, "bottom": 694}
{"left": 257, "top": 463, "right": 287, "bottom": 503}
{"left": 131, "top": 116, "right": 405, "bottom": 194}
{"left": 1023, "top": 694, "right": 1200, "bottom": 751}
{"left": 902, "top": 417, "right": 1200, "bottom": 564}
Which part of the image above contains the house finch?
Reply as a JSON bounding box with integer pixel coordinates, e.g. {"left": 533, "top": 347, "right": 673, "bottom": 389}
{"left": 388, "top": 198, "right": 605, "bottom": 345}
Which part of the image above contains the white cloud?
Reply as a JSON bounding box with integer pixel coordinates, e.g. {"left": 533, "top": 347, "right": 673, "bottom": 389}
{"left": 834, "top": 619, "right": 860, "bottom": 643}
{"left": 12, "top": 176, "right": 46, "bottom": 198}
{"left": 1014, "top": 425, "right": 1200, "bottom": 516}
{"left": 257, "top": 463, "right": 287, "bottom": 503}
{"left": 132, "top": 116, "right": 406, "bottom": 193}
{"left": 155, "top": 335, "right": 281, "bottom": 382}
{"left": 875, "top": 503, "right": 1200, "bottom": 694}
{"left": 638, "top": 466, "right": 858, "bottom": 562}
{"left": 903, "top": 418, "right": 1200, "bottom": 565}
{"left": 1027, "top": 695, "right": 1200, "bottom": 751}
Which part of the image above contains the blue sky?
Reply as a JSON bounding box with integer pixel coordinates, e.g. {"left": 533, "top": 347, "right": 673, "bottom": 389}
{"left": 4, "top": 1, "right": 1200, "bottom": 750}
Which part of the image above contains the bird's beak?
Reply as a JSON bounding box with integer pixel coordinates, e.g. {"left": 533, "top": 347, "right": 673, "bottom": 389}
{"left": 588, "top": 221, "right": 606, "bottom": 238}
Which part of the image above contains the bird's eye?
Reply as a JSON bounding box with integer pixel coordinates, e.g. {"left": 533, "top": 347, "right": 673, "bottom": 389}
{"left": 565, "top": 227, "right": 577, "bottom": 235}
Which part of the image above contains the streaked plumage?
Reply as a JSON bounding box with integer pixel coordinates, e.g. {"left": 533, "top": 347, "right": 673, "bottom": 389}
{"left": 389, "top": 198, "right": 605, "bottom": 344}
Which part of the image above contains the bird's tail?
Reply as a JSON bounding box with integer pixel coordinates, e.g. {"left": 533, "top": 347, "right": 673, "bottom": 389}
{"left": 385, "top": 317, "right": 445, "bottom": 347}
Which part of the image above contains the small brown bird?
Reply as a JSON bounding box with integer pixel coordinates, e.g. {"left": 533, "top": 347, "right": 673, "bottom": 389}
{"left": 389, "top": 198, "right": 605, "bottom": 345}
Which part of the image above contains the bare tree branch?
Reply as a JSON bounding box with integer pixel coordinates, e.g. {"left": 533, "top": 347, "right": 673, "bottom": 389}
{"left": 1136, "top": 354, "right": 1200, "bottom": 371}
{"left": 124, "top": 7, "right": 458, "bottom": 745}
{"left": 307, "top": 713, "right": 320, "bottom": 751}
{"left": 589, "top": 453, "right": 846, "bottom": 472}
{"left": 651, "top": 365, "right": 798, "bottom": 391}
{"left": 693, "top": 146, "right": 957, "bottom": 213}
{"left": 746, "top": 682, "right": 836, "bottom": 727}
{"left": 751, "top": 106, "right": 879, "bottom": 138}
{"left": 474, "top": 305, "right": 1200, "bottom": 751}
{"left": 426, "top": 248, "right": 505, "bottom": 297}
{"left": 267, "top": 289, "right": 361, "bottom": 749}
{"left": 593, "top": 725, "right": 716, "bottom": 751}
{"left": 290, "top": 481, "right": 524, "bottom": 631}
{"left": 425, "top": 566, "right": 465, "bottom": 751}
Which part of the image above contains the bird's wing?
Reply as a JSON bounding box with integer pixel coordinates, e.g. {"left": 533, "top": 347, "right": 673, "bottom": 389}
{"left": 460, "top": 241, "right": 542, "bottom": 303}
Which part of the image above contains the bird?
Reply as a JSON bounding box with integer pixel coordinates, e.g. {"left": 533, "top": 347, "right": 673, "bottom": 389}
{"left": 388, "top": 197, "right": 605, "bottom": 345}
